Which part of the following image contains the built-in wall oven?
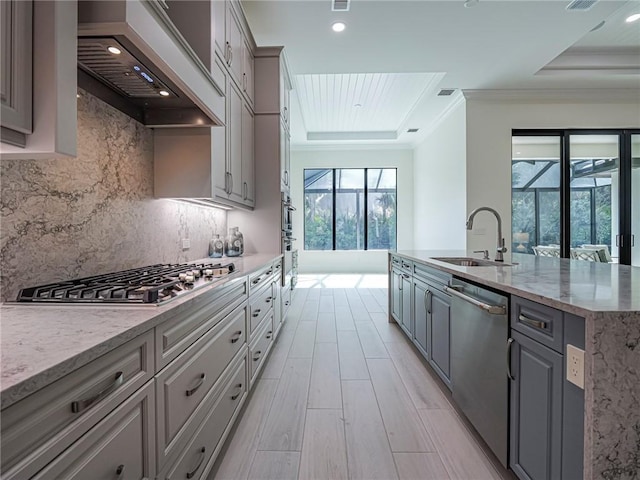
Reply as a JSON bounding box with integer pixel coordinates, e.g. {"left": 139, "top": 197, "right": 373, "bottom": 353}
{"left": 282, "top": 193, "right": 296, "bottom": 287}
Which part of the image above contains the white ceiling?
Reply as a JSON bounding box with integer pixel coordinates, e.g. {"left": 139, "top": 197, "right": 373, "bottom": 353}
{"left": 242, "top": 0, "right": 640, "bottom": 147}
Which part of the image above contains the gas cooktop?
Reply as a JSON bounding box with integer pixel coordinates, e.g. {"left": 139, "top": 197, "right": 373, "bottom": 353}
{"left": 16, "top": 262, "right": 236, "bottom": 305}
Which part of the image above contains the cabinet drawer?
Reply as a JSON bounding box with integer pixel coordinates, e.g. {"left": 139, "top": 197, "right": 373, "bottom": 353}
{"left": 249, "top": 314, "right": 274, "bottom": 386}
{"left": 161, "top": 353, "right": 248, "bottom": 480}
{"left": 156, "top": 276, "right": 247, "bottom": 369}
{"left": 0, "top": 331, "right": 154, "bottom": 480}
{"left": 511, "top": 296, "right": 563, "bottom": 353}
{"left": 249, "top": 262, "right": 275, "bottom": 295}
{"left": 32, "top": 382, "right": 155, "bottom": 480}
{"left": 156, "top": 306, "right": 246, "bottom": 468}
{"left": 249, "top": 282, "right": 275, "bottom": 336}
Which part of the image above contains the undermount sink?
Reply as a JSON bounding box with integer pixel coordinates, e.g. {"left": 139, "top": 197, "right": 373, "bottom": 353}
{"left": 432, "top": 257, "right": 514, "bottom": 267}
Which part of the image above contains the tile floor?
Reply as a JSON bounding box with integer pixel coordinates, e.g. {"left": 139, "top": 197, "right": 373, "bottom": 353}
{"left": 210, "top": 274, "right": 510, "bottom": 480}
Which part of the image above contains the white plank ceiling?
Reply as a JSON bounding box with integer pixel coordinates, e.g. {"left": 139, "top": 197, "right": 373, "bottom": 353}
{"left": 294, "top": 72, "right": 444, "bottom": 141}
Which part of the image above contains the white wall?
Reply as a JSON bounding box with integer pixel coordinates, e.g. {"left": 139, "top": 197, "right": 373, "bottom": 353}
{"left": 413, "top": 100, "right": 467, "bottom": 249}
{"left": 290, "top": 147, "right": 413, "bottom": 273}
{"left": 464, "top": 95, "right": 640, "bottom": 253}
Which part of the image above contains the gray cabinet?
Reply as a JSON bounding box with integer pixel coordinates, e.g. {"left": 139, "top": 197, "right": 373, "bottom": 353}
{"left": 1, "top": 0, "right": 33, "bottom": 145}
{"left": 241, "top": 101, "right": 255, "bottom": 206}
{"left": 390, "top": 267, "right": 402, "bottom": 323}
{"left": 400, "top": 272, "right": 412, "bottom": 336}
{"left": 509, "top": 330, "right": 563, "bottom": 480}
{"left": 429, "top": 288, "right": 451, "bottom": 387}
{"left": 412, "top": 278, "right": 429, "bottom": 358}
{"left": 510, "top": 296, "right": 584, "bottom": 480}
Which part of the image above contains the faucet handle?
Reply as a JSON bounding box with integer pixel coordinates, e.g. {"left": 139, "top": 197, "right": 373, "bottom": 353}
{"left": 473, "top": 250, "right": 490, "bottom": 260}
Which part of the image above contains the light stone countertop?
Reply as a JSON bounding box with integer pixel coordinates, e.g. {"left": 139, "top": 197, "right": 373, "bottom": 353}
{"left": 0, "top": 254, "right": 281, "bottom": 409}
{"left": 392, "top": 250, "right": 640, "bottom": 315}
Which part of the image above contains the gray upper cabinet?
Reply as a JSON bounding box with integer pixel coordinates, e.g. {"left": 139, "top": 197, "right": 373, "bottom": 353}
{"left": 1, "top": 0, "right": 76, "bottom": 159}
{"left": 510, "top": 329, "right": 563, "bottom": 480}
{"left": 1, "top": 0, "right": 33, "bottom": 144}
{"left": 225, "top": 2, "right": 244, "bottom": 88}
{"left": 242, "top": 101, "right": 255, "bottom": 206}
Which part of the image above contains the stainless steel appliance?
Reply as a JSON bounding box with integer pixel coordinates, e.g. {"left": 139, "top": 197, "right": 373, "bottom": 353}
{"left": 17, "top": 262, "right": 236, "bottom": 305}
{"left": 445, "top": 279, "right": 509, "bottom": 467}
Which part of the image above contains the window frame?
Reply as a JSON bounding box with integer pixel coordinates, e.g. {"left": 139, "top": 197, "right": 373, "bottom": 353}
{"left": 303, "top": 167, "right": 397, "bottom": 251}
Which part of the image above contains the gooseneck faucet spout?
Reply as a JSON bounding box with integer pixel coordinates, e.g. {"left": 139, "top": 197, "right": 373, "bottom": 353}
{"left": 466, "top": 207, "right": 508, "bottom": 262}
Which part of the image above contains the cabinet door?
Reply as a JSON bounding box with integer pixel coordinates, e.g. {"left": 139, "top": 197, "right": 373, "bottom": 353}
{"left": 510, "top": 330, "right": 562, "bottom": 480}
{"left": 412, "top": 279, "right": 429, "bottom": 358}
{"left": 390, "top": 269, "right": 402, "bottom": 323}
{"left": 226, "top": 3, "right": 244, "bottom": 87}
{"left": 1, "top": 0, "right": 33, "bottom": 139}
{"left": 242, "top": 39, "right": 254, "bottom": 106}
{"left": 241, "top": 101, "right": 254, "bottom": 207}
{"left": 400, "top": 273, "right": 412, "bottom": 336}
{"left": 430, "top": 289, "right": 451, "bottom": 385}
{"left": 213, "top": 0, "right": 226, "bottom": 61}
{"left": 32, "top": 382, "right": 155, "bottom": 480}
{"left": 279, "top": 59, "right": 290, "bottom": 128}
{"left": 280, "top": 118, "right": 290, "bottom": 192}
{"left": 228, "top": 81, "right": 244, "bottom": 203}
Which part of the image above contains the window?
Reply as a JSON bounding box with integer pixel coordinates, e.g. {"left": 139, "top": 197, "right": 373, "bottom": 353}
{"left": 304, "top": 168, "right": 397, "bottom": 250}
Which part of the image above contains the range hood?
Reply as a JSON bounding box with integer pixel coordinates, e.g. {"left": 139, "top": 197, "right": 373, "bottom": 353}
{"left": 77, "top": 0, "right": 224, "bottom": 127}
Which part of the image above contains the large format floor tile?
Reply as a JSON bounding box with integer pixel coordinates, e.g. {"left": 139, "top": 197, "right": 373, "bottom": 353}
{"left": 211, "top": 277, "right": 508, "bottom": 480}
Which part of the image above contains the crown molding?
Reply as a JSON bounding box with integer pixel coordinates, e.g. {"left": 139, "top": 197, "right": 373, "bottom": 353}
{"left": 290, "top": 142, "right": 413, "bottom": 152}
{"left": 462, "top": 89, "right": 640, "bottom": 103}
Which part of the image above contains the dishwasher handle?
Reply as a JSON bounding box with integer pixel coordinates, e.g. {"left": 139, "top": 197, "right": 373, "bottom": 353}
{"left": 445, "top": 286, "right": 507, "bottom": 315}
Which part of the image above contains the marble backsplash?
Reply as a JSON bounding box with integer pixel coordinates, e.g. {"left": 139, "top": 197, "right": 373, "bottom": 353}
{"left": 0, "top": 90, "right": 226, "bottom": 302}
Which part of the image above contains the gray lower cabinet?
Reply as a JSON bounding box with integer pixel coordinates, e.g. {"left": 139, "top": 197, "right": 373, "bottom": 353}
{"left": 31, "top": 382, "right": 156, "bottom": 480}
{"left": 390, "top": 267, "right": 402, "bottom": 323}
{"left": 412, "top": 278, "right": 429, "bottom": 358}
{"left": 429, "top": 288, "right": 451, "bottom": 388}
{"left": 400, "top": 272, "right": 412, "bottom": 336}
{"left": 510, "top": 329, "right": 563, "bottom": 480}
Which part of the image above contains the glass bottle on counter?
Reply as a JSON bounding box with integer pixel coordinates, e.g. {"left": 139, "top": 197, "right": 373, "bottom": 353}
{"left": 225, "top": 227, "right": 244, "bottom": 257}
{"left": 209, "top": 234, "right": 224, "bottom": 258}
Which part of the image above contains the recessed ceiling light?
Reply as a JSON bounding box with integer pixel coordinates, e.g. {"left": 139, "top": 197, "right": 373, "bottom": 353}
{"left": 626, "top": 13, "right": 640, "bottom": 23}
{"left": 332, "top": 22, "right": 346, "bottom": 32}
{"left": 107, "top": 46, "right": 121, "bottom": 55}
{"left": 159, "top": 90, "right": 170, "bottom": 97}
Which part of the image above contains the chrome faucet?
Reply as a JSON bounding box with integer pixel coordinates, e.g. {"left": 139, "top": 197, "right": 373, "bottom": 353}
{"left": 466, "top": 207, "right": 508, "bottom": 262}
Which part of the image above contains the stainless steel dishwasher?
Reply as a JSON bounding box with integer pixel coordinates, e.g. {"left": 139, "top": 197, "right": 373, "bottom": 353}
{"left": 445, "top": 278, "right": 509, "bottom": 468}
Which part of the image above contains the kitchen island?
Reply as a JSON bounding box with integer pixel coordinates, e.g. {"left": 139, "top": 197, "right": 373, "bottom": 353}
{"left": 389, "top": 250, "right": 640, "bottom": 480}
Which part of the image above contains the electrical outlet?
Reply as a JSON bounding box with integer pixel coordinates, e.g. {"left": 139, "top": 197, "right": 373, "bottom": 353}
{"left": 567, "top": 344, "right": 585, "bottom": 389}
{"left": 182, "top": 238, "right": 191, "bottom": 250}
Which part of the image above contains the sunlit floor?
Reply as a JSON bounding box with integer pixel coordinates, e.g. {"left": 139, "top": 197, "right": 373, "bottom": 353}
{"left": 296, "top": 273, "right": 389, "bottom": 289}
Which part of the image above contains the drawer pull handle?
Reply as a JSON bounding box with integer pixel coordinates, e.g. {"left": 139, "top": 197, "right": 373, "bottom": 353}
{"left": 265, "top": 296, "right": 272, "bottom": 303}
{"left": 266, "top": 330, "right": 273, "bottom": 339}
{"left": 266, "top": 269, "right": 273, "bottom": 275}
{"left": 252, "top": 309, "right": 261, "bottom": 317}
{"left": 275, "top": 263, "right": 282, "bottom": 269}
{"left": 253, "top": 351, "right": 262, "bottom": 361}
{"left": 518, "top": 314, "right": 547, "bottom": 330}
{"left": 116, "top": 464, "right": 125, "bottom": 480}
{"left": 285, "top": 301, "right": 290, "bottom": 306}
{"left": 230, "top": 330, "right": 243, "bottom": 343}
{"left": 252, "top": 277, "right": 261, "bottom": 285}
{"left": 231, "top": 383, "right": 243, "bottom": 400}
{"left": 71, "top": 371, "right": 124, "bottom": 413}
{"left": 186, "top": 447, "right": 206, "bottom": 479}
{"left": 507, "top": 337, "right": 515, "bottom": 381}
{"left": 186, "top": 373, "right": 206, "bottom": 397}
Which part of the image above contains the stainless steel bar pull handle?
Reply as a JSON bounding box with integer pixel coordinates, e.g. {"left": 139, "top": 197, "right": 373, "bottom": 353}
{"left": 186, "top": 373, "right": 206, "bottom": 397}
{"left": 230, "top": 330, "right": 242, "bottom": 343}
{"left": 186, "top": 447, "right": 206, "bottom": 479}
{"left": 444, "top": 286, "right": 506, "bottom": 315}
{"left": 507, "top": 338, "right": 515, "bottom": 381}
{"left": 71, "top": 371, "right": 124, "bottom": 413}
{"left": 518, "top": 314, "right": 547, "bottom": 330}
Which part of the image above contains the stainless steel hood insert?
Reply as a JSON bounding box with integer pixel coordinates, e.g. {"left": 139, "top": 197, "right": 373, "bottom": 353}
{"left": 78, "top": 38, "right": 175, "bottom": 99}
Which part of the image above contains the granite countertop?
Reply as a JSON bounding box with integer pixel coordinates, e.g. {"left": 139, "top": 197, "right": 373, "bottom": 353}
{"left": 392, "top": 250, "right": 640, "bottom": 315}
{"left": 0, "top": 254, "right": 282, "bottom": 409}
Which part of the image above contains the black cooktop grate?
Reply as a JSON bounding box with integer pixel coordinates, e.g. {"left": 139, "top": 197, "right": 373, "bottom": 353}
{"left": 17, "top": 262, "right": 235, "bottom": 304}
